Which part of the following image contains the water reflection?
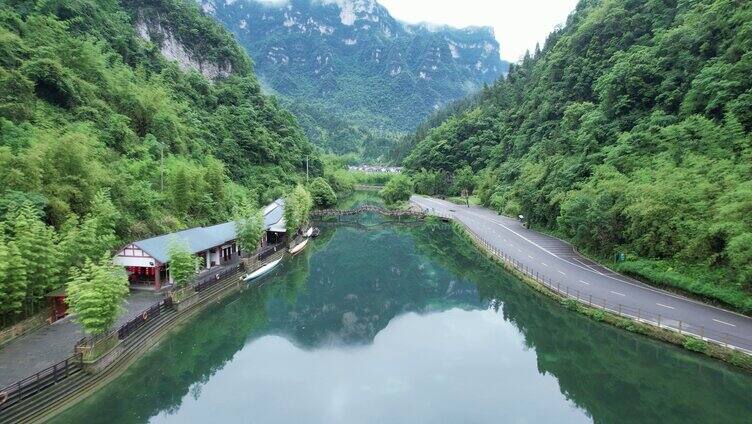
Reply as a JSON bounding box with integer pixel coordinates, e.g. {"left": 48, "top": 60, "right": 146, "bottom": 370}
{"left": 150, "top": 309, "right": 587, "bottom": 424}
{"left": 53, "top": 218, "right": 752, "bottom": 424}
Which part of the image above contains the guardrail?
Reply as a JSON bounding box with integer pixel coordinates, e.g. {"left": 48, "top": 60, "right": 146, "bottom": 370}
{"left": 430, "top": 210, "right": 752, "bottom": 355}
{"left": 0, "top": 354, "right": 82, "bottom": 411}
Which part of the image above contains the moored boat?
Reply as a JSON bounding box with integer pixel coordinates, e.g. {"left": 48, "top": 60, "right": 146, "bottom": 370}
{"left": 243, "top": 258, "right": 282, "bottom": 282}
{"left": 288, "top": 238, "right": 309, "bottom": 255}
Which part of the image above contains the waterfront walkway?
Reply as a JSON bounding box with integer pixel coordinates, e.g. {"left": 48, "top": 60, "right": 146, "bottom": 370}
{"left": 0, "top": 291, "right": 162, "bottom": 387}
{"left": 412, "top": 195, "right": 752, "bottom": 353}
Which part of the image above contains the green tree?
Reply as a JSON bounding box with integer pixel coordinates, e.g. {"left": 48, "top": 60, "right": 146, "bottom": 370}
{"left": 66, "top": 255, "right": 129, "bottom": 335}
{"left": 4, "top": 242, "right": 27, "bottom": 316}
{"left": 308, "top": 177, "right": 337, "bottom": 208}
{"left": 284, "top": 185, "right": 313, "bottom": 236}
{"left": 235, "top": 204, "right": 264, "bottom": 254}
{"left": 8, "top": 203, "right": 59, "bottom": 315}
{"left": 453, "top": 166, "right": 475, "bottom": 205}
{"left": 380, "top": 175, "right": 413, "bottom": 205}
{"left": 167, "top": 241, "right": 197, "bottom": 289}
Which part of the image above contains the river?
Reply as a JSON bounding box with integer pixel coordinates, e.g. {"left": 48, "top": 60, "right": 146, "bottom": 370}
{"left": 53, "top": 196, "right": 752, "bottom": 423}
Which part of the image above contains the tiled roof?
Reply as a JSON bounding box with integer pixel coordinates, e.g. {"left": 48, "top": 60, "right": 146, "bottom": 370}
{"left": 131, "top": 199, "right": 285, "bottom": 263}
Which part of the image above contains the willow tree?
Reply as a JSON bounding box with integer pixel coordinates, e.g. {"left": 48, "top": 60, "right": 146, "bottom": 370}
{"left": 66, "top": 255, "right": 129, "bottom": 335}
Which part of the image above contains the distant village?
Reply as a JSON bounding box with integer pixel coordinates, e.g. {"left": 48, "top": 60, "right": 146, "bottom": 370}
{"left": 348, "top": 165, "right": 403, "bottom": 173}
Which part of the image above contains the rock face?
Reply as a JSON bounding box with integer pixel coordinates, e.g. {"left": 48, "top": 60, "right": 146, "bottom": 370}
{"left": 197, "top": 0, "right": 508, "bottom": 131}
{"left": 135, "top": 15, "right": 234, "bottom": 80}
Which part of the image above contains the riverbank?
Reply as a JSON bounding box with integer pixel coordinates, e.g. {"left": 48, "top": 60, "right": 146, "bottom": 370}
{"left": 0, "top": 267, "right": 247, "bottom": 423}
{"left": 441, "top": 197, "right": 752, "bottom": 315}
{"left": 445, "top": 217, "right": 752, "bottom": 371}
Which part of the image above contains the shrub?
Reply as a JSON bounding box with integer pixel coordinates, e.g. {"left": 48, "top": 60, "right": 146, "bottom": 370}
{"left": 379, "top": 174, "right": 413, "bottom": 205}
{"left": 309, "top": 177, "right": 337, "bottom": 208}
{"left": 683, "top": 338, "right": 709, "bottom": 354}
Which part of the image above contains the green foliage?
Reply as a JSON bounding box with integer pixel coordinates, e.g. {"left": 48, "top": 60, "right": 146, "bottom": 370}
{"left": 308, "top": 177, "right": 337, "bottom": 209}
{"left": 350, "top": 171, "right": 395, "bottom": 185}
{"left": 379, "top": 175, "right": 413, "bottom": 205}
{"left": 66, "top": 255, "right": 129, "bottom": 335}
{"left": 405, "top": 0, "right": 752, "bottom": 305}
{"left": 167, "top": 241, "right": 197, "bottom": 289}
{"left": 411, "top": 169, "right": 447, "bottom": 196}
{"left": 209, "top": 0, "right": 507, "bottom": 158}
{"left": 0, "top": 0, "right": 318, "bottom": 243}
{"left": 284, "top": 185, "right": 313, "bottom": 236}
{"left": 234, "top": 203, "right": 264, "bottom": 254}
{"left": 683, "top": 338, "right": 709, "bottom": 354}
{"left": 453, "top": 165, "right": 475, "bottom": 197}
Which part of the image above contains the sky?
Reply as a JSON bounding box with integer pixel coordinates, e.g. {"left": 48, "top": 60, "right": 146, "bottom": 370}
{"left": 378, "top": 0, "right": 580, "bottom": 62}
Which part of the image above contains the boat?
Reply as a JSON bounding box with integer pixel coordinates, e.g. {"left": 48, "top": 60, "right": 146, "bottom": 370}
{"left": 304, "top": 227, "right": 314, "bottom": 238}
{"left": 288, "top": 238, "right": 309, "bottom": 255}
{"left": 243, "top": 258, "right": 282, "bottom": 282}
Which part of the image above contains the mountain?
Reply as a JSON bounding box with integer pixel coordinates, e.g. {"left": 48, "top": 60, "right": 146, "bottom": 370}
{"left": 197, "top": 0, "right": 509, "bottom": 156}
{"left": 403, "top": 0, "right": 752, "bottom": 310}
{"left": 0, "top": 0, "right": 319, "bottom": 239}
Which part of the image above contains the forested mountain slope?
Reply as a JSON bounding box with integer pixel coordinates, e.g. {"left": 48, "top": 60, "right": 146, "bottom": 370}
{"left": 405, "top": 0, "right": 752, "bottom": 309}
{"left": 198, "top": 0, "right": 508, "bottom": 156}
{"left": 0, "top": 0, "right": 321, "bottom": 321}
{"left": 1, "top": 0, "right": 318, "bottom": 237}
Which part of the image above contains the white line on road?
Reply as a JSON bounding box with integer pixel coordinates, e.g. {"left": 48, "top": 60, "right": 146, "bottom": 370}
{"left": 610, "top": 291, "right": 626, "bottom": 297}
{"left": 541, "top": 262, "right": 549, "bottom": 267}
{"left": 412, "top": 196, "right": 752, "bottom": 322}
{"left": 578, "top": 280, "right": 590, "bottom": 285}
{"left": 558, "top": 270, "right": 566, "bottom": 276}
{"left": 528, "top": 255, "right": 533, "bottom": 259}
{"left": 517, "top": 249, "right": 522, "bottom": 253}
{"left": 713, "top": 319, "right": 736, "bottom": 327}
{"left": 656, "top": 303, "right": 675, "bottom": 310}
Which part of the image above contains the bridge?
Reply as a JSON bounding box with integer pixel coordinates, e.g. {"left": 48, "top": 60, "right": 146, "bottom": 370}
{"left": 311, "top": 205, "right": 426, "bottom": 219}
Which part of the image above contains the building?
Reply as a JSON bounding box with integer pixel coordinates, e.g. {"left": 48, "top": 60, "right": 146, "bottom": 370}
{"left": 113, "top": 199, "right": 286, "bottom": 291}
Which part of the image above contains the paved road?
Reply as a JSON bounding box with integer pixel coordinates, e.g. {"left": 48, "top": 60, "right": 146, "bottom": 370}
{"left": 0, "top": 291, "right": 162, "bottom": 388}
{"left": 412, "top": 195, "right": 752, "bottom": 353}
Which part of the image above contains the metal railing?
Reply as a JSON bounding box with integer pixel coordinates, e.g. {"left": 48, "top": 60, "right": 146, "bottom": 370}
{"left": 432, "top": 211, "right": 752, "bottom": 355}
{"left": 0, "top": 354, "right": 82, "bottom": 411}
{"left": 2, "top": 259, "right": 248, "bottom": 414}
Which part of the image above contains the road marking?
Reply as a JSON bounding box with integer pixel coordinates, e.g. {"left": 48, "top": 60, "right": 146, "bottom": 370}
{"left": 528, "top": 255, "right": 533, "bottom": 259}
{"left": 610, "top": 291, "right": 626, "bottom": 297}
{"left": 713, "top": 319, "right": 736, "bottom": 327}
{"left": 656, "top": 303, "right": 675, "bottom": 310}
{"left": 578, "top": 280, "right": 590, "bottom": 285}
{"left": 541, "top": 262, "right": 549, "bottom": 267}
{"left": 517, "top": 249, "right": 522, "bottom": 253}
{"left": 558, "top": 270, "right": 566, "bottom": 276}
{"left": 413, "top": 196, "right": 752, "bottom": 322}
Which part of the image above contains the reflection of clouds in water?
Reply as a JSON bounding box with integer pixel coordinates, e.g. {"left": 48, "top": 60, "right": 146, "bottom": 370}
{"left": 152, "top": 308, "right": 589, "bottom": 424}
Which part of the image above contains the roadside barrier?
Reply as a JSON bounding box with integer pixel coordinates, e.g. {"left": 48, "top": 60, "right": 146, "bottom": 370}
{"left": 429, "top": 210, "right": 752, "bottom": 355}
{"left": 0, "top": 242, "right": 284, "bottom": 420}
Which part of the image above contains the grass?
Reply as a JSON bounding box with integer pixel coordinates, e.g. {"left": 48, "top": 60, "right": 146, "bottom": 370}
{"left": 613, "top": 259, "right": 752, "bottom": 314}
{"left": 82, "top": 333, "right": 119, "bottom": 362}
{"left": 529, "top": 224, "right": 752, "bottom": 316}
{"left": 446, "top": 195, "right": 481, "bottom": 206}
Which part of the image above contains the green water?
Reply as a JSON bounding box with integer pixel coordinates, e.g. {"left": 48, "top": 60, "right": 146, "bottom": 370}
{"left": 54, "top": 216, "right": 752, "bottom": 423}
